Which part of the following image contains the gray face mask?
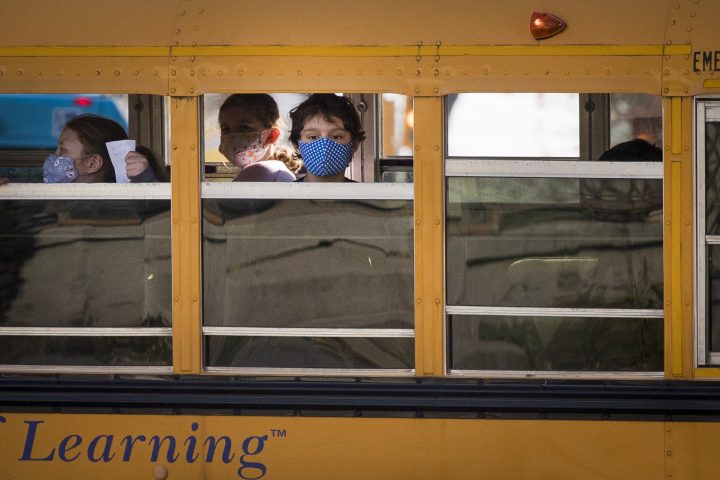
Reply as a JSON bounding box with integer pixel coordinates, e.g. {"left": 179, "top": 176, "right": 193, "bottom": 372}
{"left": 43, "top": 154, "right": 78, "bottom": 183}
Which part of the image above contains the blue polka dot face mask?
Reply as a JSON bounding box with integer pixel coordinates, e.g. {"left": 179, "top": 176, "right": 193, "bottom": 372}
{"left": 298, "top": 137, "right": 354, "bottom": 177}
{"left": 43, "top": 154, "right": 78, "bottom": 183}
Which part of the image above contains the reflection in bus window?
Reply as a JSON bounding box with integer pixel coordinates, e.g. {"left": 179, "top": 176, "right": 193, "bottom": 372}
{"left": 446, "top": 175, "right": 663, "bottom": 373}
{"left": 0, "top": 198, "right": 172, "bottom": 367}
{"left": 202, "top": 197, "right": 414, "bottom": 370}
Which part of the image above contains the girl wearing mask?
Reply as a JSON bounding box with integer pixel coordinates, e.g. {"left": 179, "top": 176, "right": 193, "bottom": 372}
{"left": 43, "top": 114, "right": 165, "bottom": 183}
{"left": 289, "top": 94, "right": 365, "bottom": 183}
{"left": 218, "top": 94, "right": 301, "bottom": 182}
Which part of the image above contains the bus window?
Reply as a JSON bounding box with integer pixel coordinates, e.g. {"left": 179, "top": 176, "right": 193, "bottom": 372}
{"left": 445, "top": 92, "right": 664, "bottom": 376}
{"left": 447, "top": 93, "right": 662, "bottom": 161}
{"left": 0, "top": 94, "right": 129, "bottom": 182}
{"left": 0, "top": 92, "right": 172, "bottom": 372}
{"left": 380, "top": 94, "right": 413, "bottom": 183}
{"left": 447, "top": 93, "right": 580, "bottom": 158}
{"left": 0, "top": 187, "right": 172, "bottom": 371}
{"left": 0, "top": 94, "right": 168, "bottom": 184}
{"left": 697, "top": 100, "right": 720, "bottom": 366}
{"left": 201, "top": 93, "right": 415, "bottom": 373}
{"left": 610, "top": 93, "right": 662, "bottom": 148}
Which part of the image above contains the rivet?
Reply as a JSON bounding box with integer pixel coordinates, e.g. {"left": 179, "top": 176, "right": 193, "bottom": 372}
{"left": 415, "top": 145, "right": 421, "bottom": 151}
{"left": 173, "top": 41, "right": 179, "bottom": 46}
{"left": 433, "top": 69, "right": 440, "bottom": 76}
{"left": 171, "top": 56, "right": 177, "bottom": 62}
{"left": 190, "top": 145, "right": 196, "bottom": 150}
{"left": 191, "top": 56, "right": 196, "bottom": 62}
{"left": 416, "top": 219, "right": 422, "bottom": 225}
{"left": 664, "top": 87, "right": 670, "bottom": 93}
{"left": 687, "top": 27, "right": 693, "bottom": 32}
{"left": 433, "top": 87, "right": 439, "bottom": 94}
{"left": 396, "top": 68, "right": 403, "bottom": 76}
{"left": 434, "top": 219, "right": 440, "bottom": 225}
{"left": 192, "top": 296, "right": 198, "bottom": 302}
{"left": 153, "top": 70, "right": 160, "bottom": 77}
{"left": 179, "top": 9, "right": 185, "bottom": 15}
{"left": 0, "top": 70, "right": 3, "bottom": 77}
{"left": 671, "top": 19, "right": 677, "bottom": 25}
{"left": 675, "top": 3, "right": 680, "bottom": 8}
{"left": 462, "top": 69, "right": 468, "bottom": 75}
{"left": 433, "top": 145, "right": 440, "bottom": 151}
{"left": 172, "top": 145, "right": 178, "bottom": 150}
{"left": 415, "top": 69, "right": 421, "bottom": 76}
{"left": 217, "top": 71, "right": 223, "bottom": 76}
{"left": 238, "top": 69, "right": 245, "bottom": 76}
{"left": 416, "top": 298, "right": 422, "bottom": 304}
{"left": 584, "top": 69, "right": 590, "bottom": 75}
{"left": 257, "top": 70, "right": 263, "bottom": 76}
{"left": 175, "top": 29, "right": 181, "bottom": 34}
{"left": 154, "top": 464, "right": 168, "bottom": 480}
{"left": 691, "top": 11, "right": 696, "bottom": 17}
{"left": 665, "top": 145, "right": 671, "bottom": 150}
{"left": 664, "top": 69, "right": 671, "bottom": 75}
{"left": 95, "top": 70, "right": 101, "bottom": 76}
{"left": 376, "top": 69, "right": 382, "bottom": 75}
{"left": 434, "top": 298, "right": 441, "bottom": 304}
{"left": 114, "top": 70, "right": 120, "bottom": 76}
{"left": 683, "top": 87, "right": 689, "bottom": 93}
{"left": 171, "top": 70, "right": 177, "bottom": 76}
{"left": 605, "top": 69, "right": 612, "bottom": 75}
{"left": 173, "top": 296, "right": 179, "bottom": 302}
{"left": 685, "top": 300, "right": 691, "bottom": 305}
{"left": 133, "top": 70, "right": 140, "bottom": 76}
{"left": 190, "top": 88, "right": 195, "bottom": 94}
{"left": 415, "top": 88, "right": 421, "bottom": 94}
{"left": 504, "top": 70, "right": 510, "bottom": 76}
{"left": 190, "top": 70, "right": 196, "bottom": 76}
{"left": 192, "top": 218, "right": 197, "bottom": 224}
{"left": 666, "top": 450, "right": 672, "bottom": 456}
{"left": 297, "top": 70, "right": 302, "bottom": 76}
{"left": 666, "top": 220, "right": 672, "bottom": 226}
{"left": 336, "top": 70, "right": 343, "bottom": 75}
{"left": 197, "top": 8, "right": 204, "bottom": 14}
{"left": 625, "top": 69, "right": 631, "bottom": 75}
{"left": 193, "top": 25, "right": 199, "bottom": 31}
{"left": 483, "top": 68, "right": 489, "bottom": 76}
{"left": 356, "top": 70, "right": 363, "bottom": 76}
{"left": 171, "top": 87, "right": 177, "bottom": 94}
{"left": 684, "top": 145, "right": 690, "bottom": 151}
{"left": 667, "top": 39, "right": 673, "bottom": 44}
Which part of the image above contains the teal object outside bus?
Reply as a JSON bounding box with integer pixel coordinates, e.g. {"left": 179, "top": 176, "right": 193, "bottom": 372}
{"left": 0, "top": 94, "right": 128, "bottom": 149}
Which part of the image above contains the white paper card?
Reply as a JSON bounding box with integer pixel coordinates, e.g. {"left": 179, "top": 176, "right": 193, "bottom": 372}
{"left": 106, "top": 140, "right": 136, "bottom": 183}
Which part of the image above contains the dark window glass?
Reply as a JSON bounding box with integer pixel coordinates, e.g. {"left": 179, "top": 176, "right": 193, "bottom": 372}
{"left": 0, "top": 200, "right": 171, "bottom": 328}
{"left": 203, "top": 198, "right": 414, "bottom": 369}
{"left": 706, "top": 122, "right": 720, "bottom": 235}
{"left": 449, "top": 315, "right": 663, "bottom": 372}
{"left": 446, "top": 177, "right": 663, "bottom": 308}
{"left": 0, "top": 336, "right": 171, "bottom": 366}
{"left": 206, "top": 337, "right": 413, "bottom": 369}
{"left": 708, "top": 245, "right": 720, "bottom": 352}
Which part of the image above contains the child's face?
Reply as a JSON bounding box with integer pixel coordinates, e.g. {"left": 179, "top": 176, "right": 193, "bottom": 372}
{"left": 219, "top": 106, "right": 266, "bottom": 135}
{"left": 299, "top": 114, "right": 352, "bottom": 145}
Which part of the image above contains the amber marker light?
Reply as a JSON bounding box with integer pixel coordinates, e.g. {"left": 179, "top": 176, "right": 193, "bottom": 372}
{"left": 530, "top": 11, "right": 567, "bottom": 40}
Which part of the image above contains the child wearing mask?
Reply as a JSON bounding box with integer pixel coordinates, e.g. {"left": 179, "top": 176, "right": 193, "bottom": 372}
{"left": 289, "top": 94, "right": 365, "bottom": 182}
{"left": 42, "top": 114, "right": 165, "bottom": 183}
{"left": 218, "top": 94, "right": 301, "bottom": 182}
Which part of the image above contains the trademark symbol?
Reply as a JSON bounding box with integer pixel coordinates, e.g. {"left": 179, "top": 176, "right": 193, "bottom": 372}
{"left": 271, "top": 429, "right": 287, "bottom": 438}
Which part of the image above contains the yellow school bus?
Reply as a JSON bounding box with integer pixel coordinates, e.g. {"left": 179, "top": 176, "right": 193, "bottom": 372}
{"left": 1, "top": 0, "right": 720, "bottom": 478}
